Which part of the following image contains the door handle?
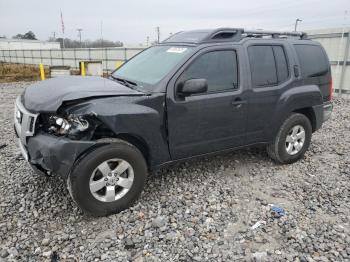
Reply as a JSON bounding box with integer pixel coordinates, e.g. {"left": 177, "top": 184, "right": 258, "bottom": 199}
{"left": 294, "top": 65, "right": 300, "bottom": 77}
{"left": 231, "top": 98, "right": 246, "bottom": 108}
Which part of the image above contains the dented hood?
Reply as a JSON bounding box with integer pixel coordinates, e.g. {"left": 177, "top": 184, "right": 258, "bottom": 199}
{"left": 22, "top": 76, "right": 144, "bottom": 113}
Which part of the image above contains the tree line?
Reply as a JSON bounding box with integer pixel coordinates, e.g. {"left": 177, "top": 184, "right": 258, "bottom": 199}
{"left": 52, "top": 38, "right": 123, "bottom": 48}
{"left": 0, "top": 31, "right": 124, "bottom": 48}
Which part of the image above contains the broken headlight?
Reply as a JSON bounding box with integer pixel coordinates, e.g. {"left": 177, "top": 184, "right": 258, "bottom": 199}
{"left": 47, "top": 115, "right": 92, "bottom": 139}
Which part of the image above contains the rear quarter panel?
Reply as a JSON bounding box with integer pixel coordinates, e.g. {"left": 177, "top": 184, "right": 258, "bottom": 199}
{"left": 267, "top": 84, "right": 323, "bottom": 141}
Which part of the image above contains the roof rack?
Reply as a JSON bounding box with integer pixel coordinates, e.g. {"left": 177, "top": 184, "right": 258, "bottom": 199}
{"left": 242, "top": 29, "right": 307, "bottom": 39}
{"left": 162, "top": 28, "right": 308, "bottom": 44}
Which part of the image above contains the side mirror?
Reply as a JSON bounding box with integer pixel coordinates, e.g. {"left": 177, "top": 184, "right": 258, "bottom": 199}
{"left": 177, "top": 79, "right": 208, "bottom": 96}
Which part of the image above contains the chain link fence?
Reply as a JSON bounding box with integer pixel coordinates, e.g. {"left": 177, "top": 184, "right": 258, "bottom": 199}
{"left": 0, "top": 29, "right": 349, "bottom": 95}
{"left": 0, "top": 47, "right": 144, "bottom": 73}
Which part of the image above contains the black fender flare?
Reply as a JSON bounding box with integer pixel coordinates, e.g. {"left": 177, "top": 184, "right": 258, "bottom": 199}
{"left": 268, "top": 85, "right": 323, "bottom": 141}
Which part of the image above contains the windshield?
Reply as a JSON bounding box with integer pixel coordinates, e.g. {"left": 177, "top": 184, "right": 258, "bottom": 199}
{"left": 112, "top": 46, "right": 193, "bottom": 87}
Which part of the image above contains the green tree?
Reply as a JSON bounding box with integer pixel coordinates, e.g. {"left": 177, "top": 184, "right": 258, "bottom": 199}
{"left": 13, "top": 31, "right": 37, "bottom": 40}
{"left": 23, "top": 31, "right": 37, "bottom": 40}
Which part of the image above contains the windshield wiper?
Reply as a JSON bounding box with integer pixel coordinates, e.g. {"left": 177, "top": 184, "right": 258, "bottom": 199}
{"left": 111, "top": 75, "right": 137, "bottom": 89}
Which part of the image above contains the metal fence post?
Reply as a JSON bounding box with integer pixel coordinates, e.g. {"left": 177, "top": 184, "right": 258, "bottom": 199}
{"left": 31, "top": 49, "right": 34, "bottom": 65}
{"left": 339, "top": 31, "right": 350, "bottom": 97}
{"left": 61, "top": 48, "right": 64, "bottom": 66}
{"left": 105, "top": 48, "right": 108, "bottom": 74}
{"left": 74, "top": 48, "right": 77, "bottom": 69}
{"left": 50, "top": 49, "right": 52, "bottom": 66}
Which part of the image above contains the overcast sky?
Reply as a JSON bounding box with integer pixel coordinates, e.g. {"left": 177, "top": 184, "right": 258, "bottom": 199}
{"left": 0, "top": 0, "right": 349, "bottom": 45}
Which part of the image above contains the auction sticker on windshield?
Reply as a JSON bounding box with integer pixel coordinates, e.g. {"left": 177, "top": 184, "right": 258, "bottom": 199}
{"left": 167, "top": 47, "right": 188, "bottom": 53}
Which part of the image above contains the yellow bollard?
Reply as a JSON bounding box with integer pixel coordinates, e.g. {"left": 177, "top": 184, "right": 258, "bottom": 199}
{"left": 81, "top": 61, "right": 85, "bottom": 76}
{"left": 39, "top": 64, "right": 45, "bottom": 80}
{"left": 115, "top": 61, "right": 124, "bottom": 69}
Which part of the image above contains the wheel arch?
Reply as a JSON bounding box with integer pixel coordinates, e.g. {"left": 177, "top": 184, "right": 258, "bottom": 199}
{"left": 292, "top": 107, "right": 317, "bottom": 132}
{"left": 268, "top": 84, "right": 323, "bottom": 141}
{"left": 90, "top": 123, "right": 151, "bottom": 168}
{"left": 114, "top": 133, "right": 151, "bottom": 168}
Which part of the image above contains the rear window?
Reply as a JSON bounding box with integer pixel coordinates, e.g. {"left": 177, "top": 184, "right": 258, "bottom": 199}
{"left": 294, "top": 44, "right": 329, "bottom": 77}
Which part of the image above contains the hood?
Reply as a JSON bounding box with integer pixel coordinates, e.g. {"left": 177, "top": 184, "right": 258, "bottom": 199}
{"left": 22, "top": 76, "right": 144, "bottom": 113}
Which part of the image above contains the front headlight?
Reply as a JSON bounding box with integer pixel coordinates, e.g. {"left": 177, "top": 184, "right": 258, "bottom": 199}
{"left": 47, "top": 115, "right": 91, "bottom": 138}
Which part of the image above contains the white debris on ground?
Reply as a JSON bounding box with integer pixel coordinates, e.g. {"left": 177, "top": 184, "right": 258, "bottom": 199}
{"left": 0, "top": 82, "right": 349, "bottom": 261}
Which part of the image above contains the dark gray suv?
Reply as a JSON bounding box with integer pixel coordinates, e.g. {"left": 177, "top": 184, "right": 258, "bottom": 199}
{"left": 14, "top": 28, "right": 333, "bottom": 216}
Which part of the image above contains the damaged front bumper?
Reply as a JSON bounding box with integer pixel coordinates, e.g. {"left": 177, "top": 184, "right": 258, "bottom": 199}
{"left": 14, "top": 96, "right": 98, "bottom": 176}
{"left": 20, "top": 133, "right": 97, "bottom": 177}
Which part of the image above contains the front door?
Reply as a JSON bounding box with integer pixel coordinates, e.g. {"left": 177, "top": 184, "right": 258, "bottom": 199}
{"left": 166, "top": 47, "right": 247, "bottom": 159}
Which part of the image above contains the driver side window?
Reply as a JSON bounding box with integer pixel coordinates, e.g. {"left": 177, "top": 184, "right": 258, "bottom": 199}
{"left": 180, "top": 50, "right": 238, "bottom": 93}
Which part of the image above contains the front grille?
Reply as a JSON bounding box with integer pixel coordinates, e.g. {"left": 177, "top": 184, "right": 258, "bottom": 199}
{"left": 29, "top": 116, "right": 35, "bottom": 132}
{"left": 14, "top": 97, "right": 39, "bottom": 145}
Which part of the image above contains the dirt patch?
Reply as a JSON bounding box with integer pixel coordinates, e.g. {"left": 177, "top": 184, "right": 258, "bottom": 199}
{"left": 0, "top": 63, "right": 51, "bottom": 82}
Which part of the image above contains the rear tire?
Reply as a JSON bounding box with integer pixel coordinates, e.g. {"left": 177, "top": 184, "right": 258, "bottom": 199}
{"left": 67, "top": 140, "right": 147, "bottom": 216}
{"left": 267, "top": 113, "right": 312, "bottom": 164}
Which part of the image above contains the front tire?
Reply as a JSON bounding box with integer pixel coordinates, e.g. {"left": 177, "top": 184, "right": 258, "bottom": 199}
{"left": 68, "top": 140, "right": 147, "bottom": 216}
{"left": 267, "top": 113, "right": 312, "bottom": 164}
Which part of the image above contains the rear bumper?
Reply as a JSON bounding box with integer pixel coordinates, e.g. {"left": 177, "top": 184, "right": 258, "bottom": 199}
{"left": 23, "top": 133, "right": 97, "bottom": 177}
{"left": 323, "top": 102, "right": 333, "bottom": 122}
{"left": 312, "top": 101, "right": 332, "bottom": 131}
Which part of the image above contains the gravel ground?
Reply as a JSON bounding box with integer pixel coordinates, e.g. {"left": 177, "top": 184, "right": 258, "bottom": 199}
{"left": 0, "top": 82, "right": 349, "bottom": 262}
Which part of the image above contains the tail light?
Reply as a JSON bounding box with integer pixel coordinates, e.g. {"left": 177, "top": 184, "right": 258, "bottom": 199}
{"left": 329, "top": 77, "right": 333, "bottom": 101}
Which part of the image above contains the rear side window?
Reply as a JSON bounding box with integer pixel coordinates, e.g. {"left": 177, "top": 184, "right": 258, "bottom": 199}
{"left": 294, "top": 44, "right": 329, "bottom": 77}
{"left": 180, "top": 50, "right": 238, "bottom": 93}
{"left": 248, "top": 46, "right": 277, "bottom": 87}
{"left": 248, "top": 45, "right": 289, "bottom": 87}
{"left": 273, "top": 46, "right": 289, "bottom": 82}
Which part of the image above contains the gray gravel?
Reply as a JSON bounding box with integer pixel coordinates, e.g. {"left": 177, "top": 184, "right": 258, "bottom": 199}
{"left": 0, "top": 81, "right": 349, "bottom": 261}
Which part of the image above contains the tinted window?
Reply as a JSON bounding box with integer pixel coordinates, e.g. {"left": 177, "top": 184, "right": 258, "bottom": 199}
{"left": 273, "top": 46, "right": 289, "bottom": 82}
{"left": 112, "top": 46, "right": 193, "bottom": 86}
{"left": 181, "top": 50, "right": 238, "bottom": 93}
{"left": 294, "top": 44, "right": 329, "bottom": 77}
{"left": 248, "top": 46, "right": 277, "bottom": 86}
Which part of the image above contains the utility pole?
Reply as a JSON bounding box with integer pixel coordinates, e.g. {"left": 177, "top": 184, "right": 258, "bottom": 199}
{"left": 146, "top": 36, "right": 150, "bottom": 46}
{"left": 156, "top": 26, "right": 160, "bottom": 43}
{"left": 52, "top": 31, "right": 56, "bottom": 40}
{"left": 77, "top": 28, "right": 83, "bottom": 48}
{"left": 294, "top": 19, "right": 302, "bottom": 31}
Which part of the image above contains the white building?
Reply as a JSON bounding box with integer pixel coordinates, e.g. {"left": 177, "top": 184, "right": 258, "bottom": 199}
{"left": 0, "top": 38, "right": 60, "bottom": 50}
{"left": 306, "top": 27, "right": 350, "bottom": 94}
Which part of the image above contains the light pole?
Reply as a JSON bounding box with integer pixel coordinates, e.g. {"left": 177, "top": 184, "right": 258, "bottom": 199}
{"left": 77, "top": 28, "right": 83, "bottom": 48}
{"left": 156, "top": 26, "right": 160, "bottom": 44}
{"left": 294, "top": 19, "right": 302, "bottom": 32}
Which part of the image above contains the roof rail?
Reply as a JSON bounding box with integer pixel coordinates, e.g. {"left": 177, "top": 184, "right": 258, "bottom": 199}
{"left": 242, "top": 29, "right": 307, "bottom": 39}
{"left": 161, "top": 28, "right": 308, "bottom": 44}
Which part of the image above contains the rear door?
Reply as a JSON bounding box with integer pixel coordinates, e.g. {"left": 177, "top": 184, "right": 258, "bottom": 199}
{"left": 166, "top": 46, "right": 248, "bottom": 159}
{"left": 245, "top": 42, "right": 295, "bottom": 144}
